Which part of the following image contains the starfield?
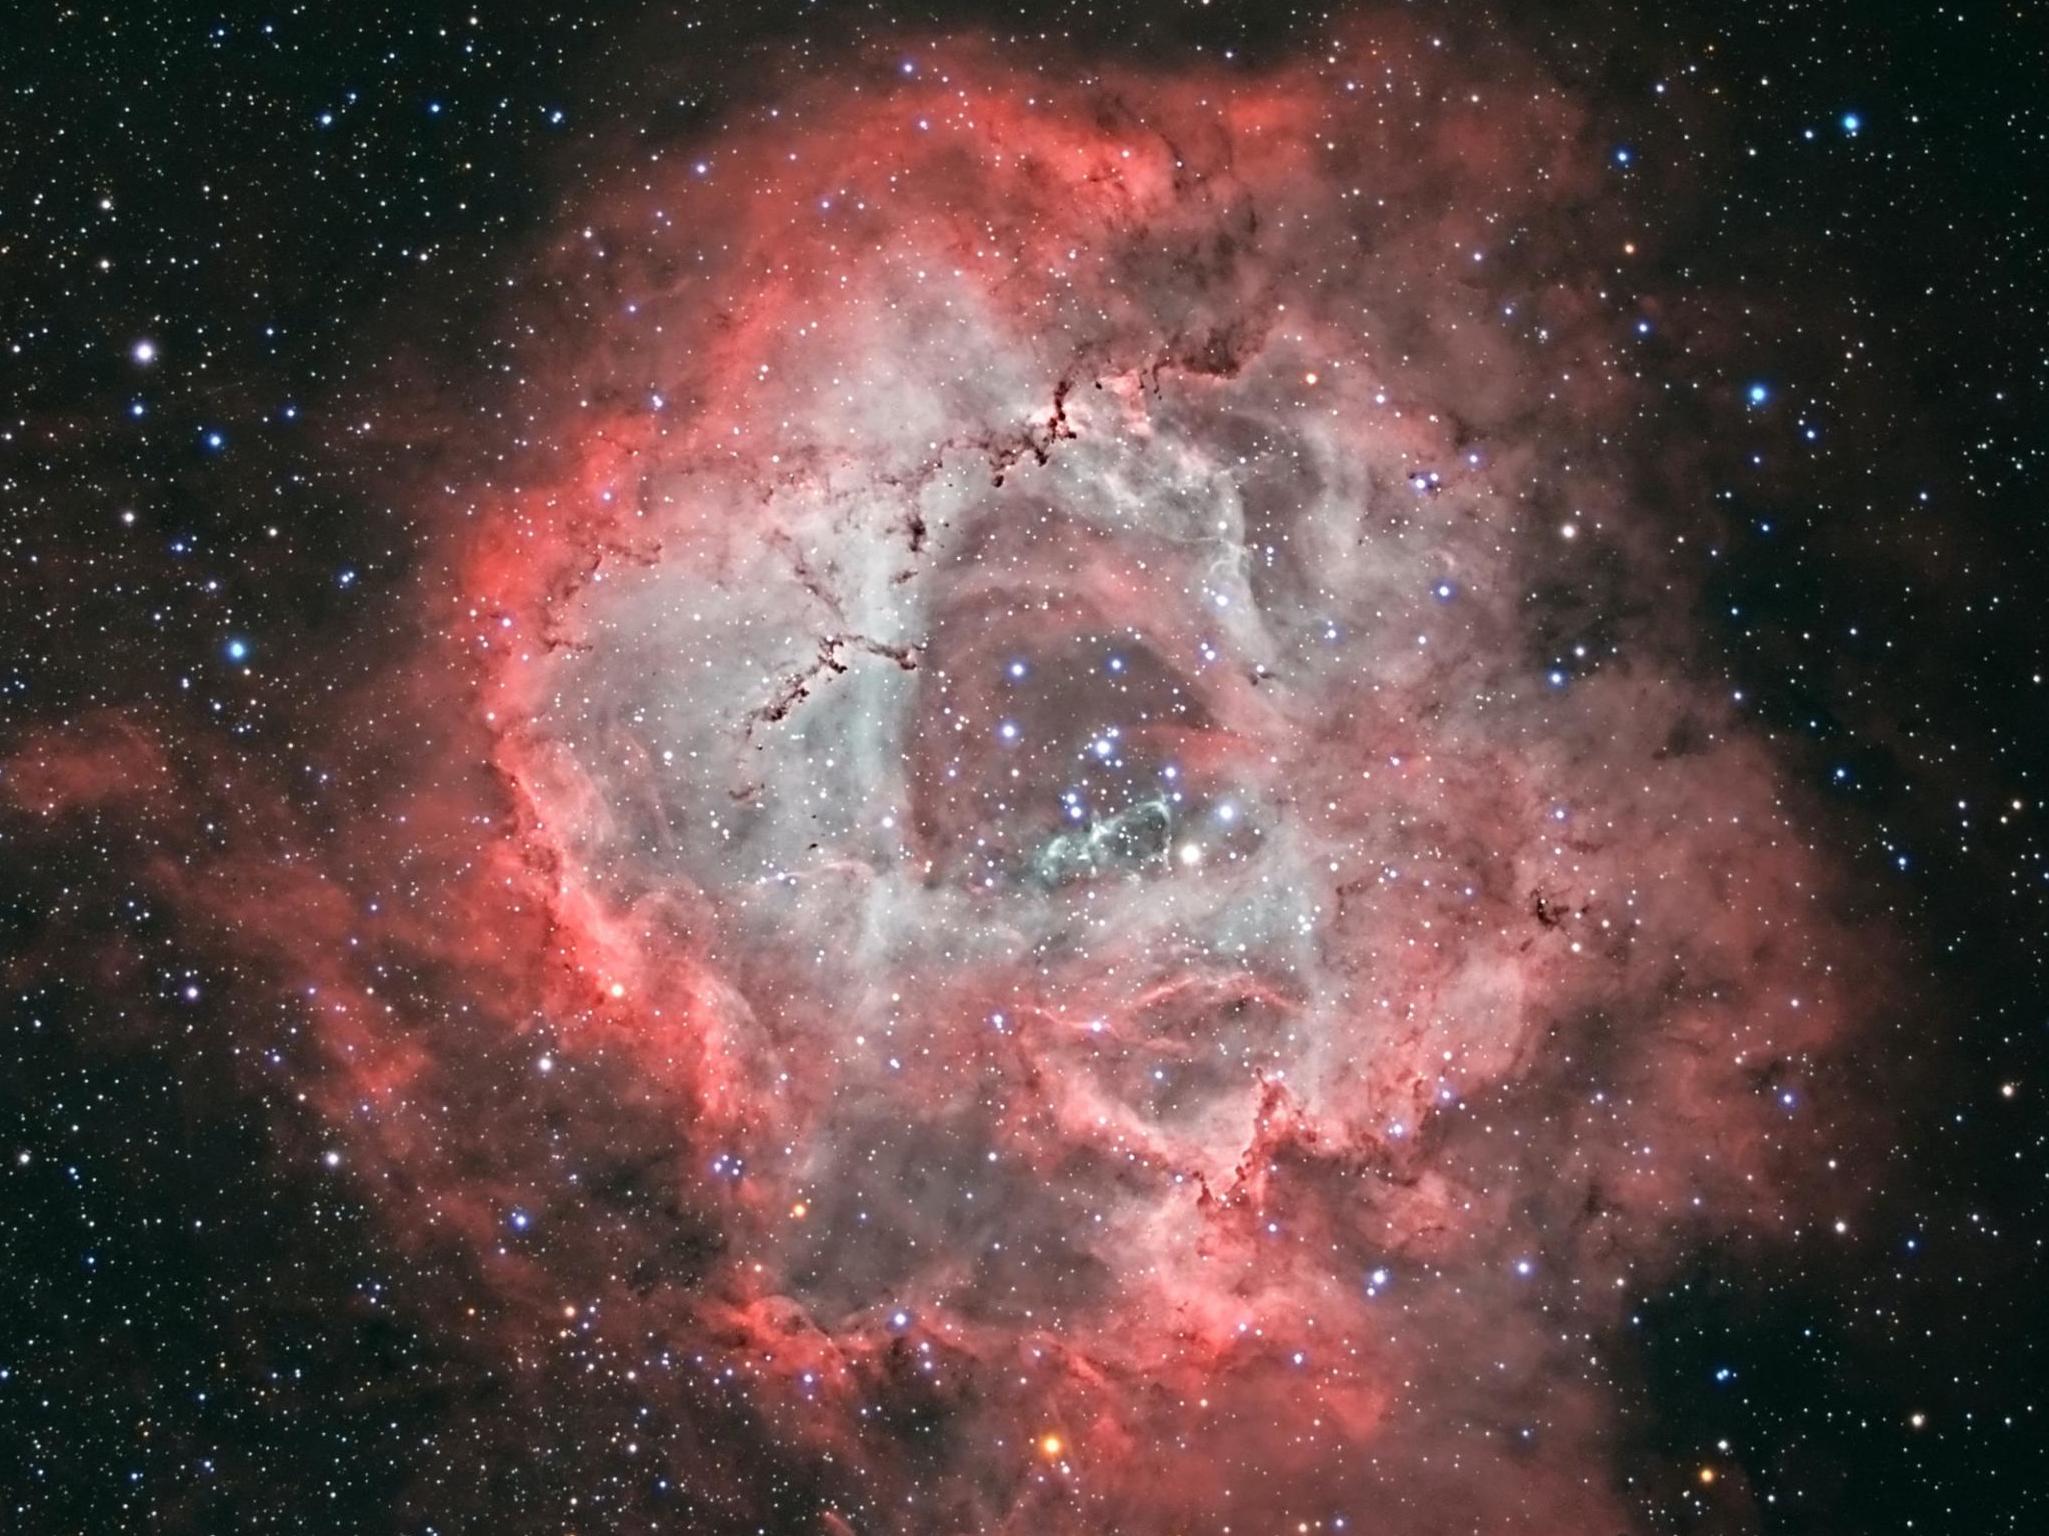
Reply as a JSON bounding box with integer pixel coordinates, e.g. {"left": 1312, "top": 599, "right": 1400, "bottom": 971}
{"left": 3, "top": 4, "right": 2046, "bottom": 1534}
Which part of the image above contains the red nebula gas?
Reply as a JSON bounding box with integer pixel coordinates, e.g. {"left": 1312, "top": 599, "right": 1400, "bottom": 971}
{"left": 6, "top": 18, "right": 1895, "bottom": 1534}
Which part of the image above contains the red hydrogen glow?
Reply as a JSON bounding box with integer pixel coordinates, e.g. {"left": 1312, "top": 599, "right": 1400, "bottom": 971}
{"left": 8, "top": 22, "right": 1896, "bottom": 1534}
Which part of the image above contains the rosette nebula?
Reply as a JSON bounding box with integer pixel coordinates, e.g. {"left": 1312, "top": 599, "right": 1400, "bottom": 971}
{"left": 8, "top": 7, "right": 2046, "bottom": 1535}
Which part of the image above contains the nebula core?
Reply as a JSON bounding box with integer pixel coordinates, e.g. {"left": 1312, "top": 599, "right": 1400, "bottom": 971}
{"left": 6, "top": 15, "right": 1935, "bottom": 1536}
